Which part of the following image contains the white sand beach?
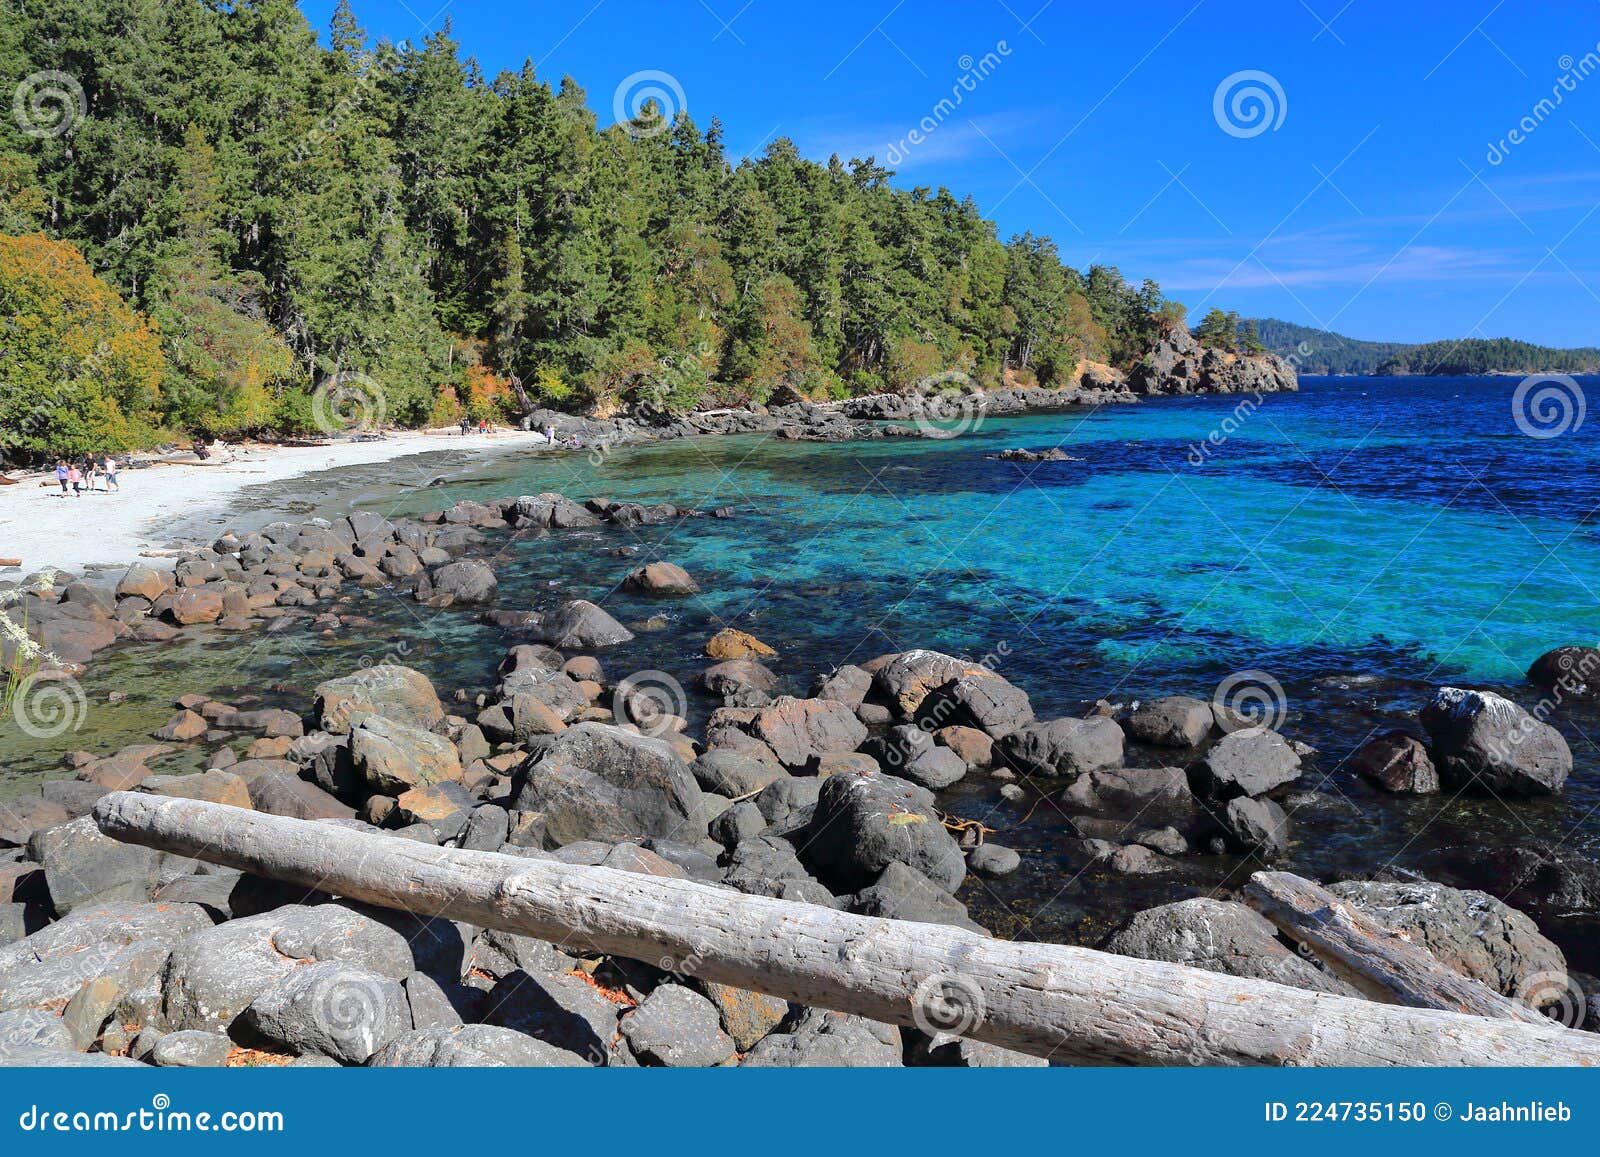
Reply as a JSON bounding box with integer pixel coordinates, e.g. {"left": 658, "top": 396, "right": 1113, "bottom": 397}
{"left": 0, "top": 429, "right": 549, "bottom": 577}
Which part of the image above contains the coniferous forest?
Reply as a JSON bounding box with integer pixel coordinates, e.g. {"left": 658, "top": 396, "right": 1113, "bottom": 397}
{"left": 0, "top": 0, "right": 1185, "bottom": 458}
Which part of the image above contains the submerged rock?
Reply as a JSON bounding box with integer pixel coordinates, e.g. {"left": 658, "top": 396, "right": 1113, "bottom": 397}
{"left": 622, "top": 562, "right": 699, "bottom": 596}
{"left": 1526, "top": 646, "right": 1600, "bottom": 703}
{"left": 534, "top": 600, "right": 635, "bottom": 649}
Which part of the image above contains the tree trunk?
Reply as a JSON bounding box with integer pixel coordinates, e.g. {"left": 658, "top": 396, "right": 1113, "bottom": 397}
{"left": 92, "top": 793, "right": 1600, "bottom": 1067}
{"left": 1242, "top": 871, "right": 1549, "bottom": 1024}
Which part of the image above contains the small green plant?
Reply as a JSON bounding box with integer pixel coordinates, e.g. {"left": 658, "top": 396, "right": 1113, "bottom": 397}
{"left": 0, "top": 573, "right": 58, "bottom": 723}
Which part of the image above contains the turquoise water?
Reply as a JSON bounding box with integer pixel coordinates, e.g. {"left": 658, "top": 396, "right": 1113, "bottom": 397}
{"left": 6, "top": 376, "right": 1599, "bottom": 957}
{"left": 376, "top": 375, "right": 1600, "bottom": 689}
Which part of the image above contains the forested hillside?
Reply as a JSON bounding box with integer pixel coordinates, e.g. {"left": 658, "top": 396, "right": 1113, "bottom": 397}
{"left": 0, "top": 0, "right": 1187, "bottom": 458}
{"left": 1250, "top": 318, "right": 1600, "bottom": 376}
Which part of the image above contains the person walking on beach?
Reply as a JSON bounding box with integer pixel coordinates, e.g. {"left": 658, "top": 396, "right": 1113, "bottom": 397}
{"left": 68, "top": 462, "right": 82, "bottom": 496}
{"left": 459, "top": 416, "right": 470, "bottom": 436}
{"left": 54, "top": 460, "right": 68, "bottom": 495}
{"left": 104, "top": 454, "right": 119, "bottom": 493}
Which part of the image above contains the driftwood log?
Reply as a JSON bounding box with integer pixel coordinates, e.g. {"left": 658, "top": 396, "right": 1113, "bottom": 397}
{"left": 93, "top": 792, "right": 1600, "bottom": 1066}
{"left": 1242, "top": 871, "right": 1549, "bottom": 1024}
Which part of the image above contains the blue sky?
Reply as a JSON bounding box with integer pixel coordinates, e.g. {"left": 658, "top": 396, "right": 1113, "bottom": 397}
{"left": 301, "top": 0, "right": 1600, "bottom": 347}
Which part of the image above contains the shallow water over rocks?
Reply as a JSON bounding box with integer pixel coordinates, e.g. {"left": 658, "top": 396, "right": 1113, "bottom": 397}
{"left": 6, "top": 377, "right": 1599, "bottom": 965}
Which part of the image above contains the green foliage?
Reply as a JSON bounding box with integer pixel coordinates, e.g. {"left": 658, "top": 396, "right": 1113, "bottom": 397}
{"left": 1248, "top": 318, "right": 1600, "bottom": 375}
{"left": 1193, "top": 308, "right": 1241, "bottom": 349}
{"left": 0, "top": 232, "right": 166, "bottom": 458}
{"left": 0, "top": 0, "right": 1202, "bottom": 457}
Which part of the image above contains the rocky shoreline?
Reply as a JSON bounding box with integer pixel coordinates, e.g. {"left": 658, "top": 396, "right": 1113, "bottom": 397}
{"left": 511, "top": 333, "right": 1298, "bottom": 456}
{"left": 1, "top": 468, "right": 1597, "bottom": 1067}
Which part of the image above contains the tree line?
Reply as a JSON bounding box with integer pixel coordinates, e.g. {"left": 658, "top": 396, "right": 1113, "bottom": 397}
{"left": 1250, "top": 317, "right": 1600, "bottom": 377}
{"left": 0, "top": 0, "right": 1193, "bottom": 459}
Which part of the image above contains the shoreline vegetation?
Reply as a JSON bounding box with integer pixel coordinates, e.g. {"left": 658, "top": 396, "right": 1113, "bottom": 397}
{"left": 2, "top": 0, "right": 1289, "bottom": 467}
{"left": 1251, "top": 318, "right": 1600, "bottom": 377}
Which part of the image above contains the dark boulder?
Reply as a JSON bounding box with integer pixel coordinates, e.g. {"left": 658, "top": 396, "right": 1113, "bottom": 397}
{"left": 429, "top": 559, "right": 498, "bottom": 604}
{"left": 1125, "top": 696, "right": 1214, "bottom": 747}
{"left": 801, "top": 770, "right": 965, "bottom": 894}
{"left": 1526, "top": 646, "right": 1600, "bottom": 702}
{"left": 1419, "top": 687, "right": 1570, "bottom": 796}
{"left": 1000, "top": 716, "right": 1123, "bottom": 777}
{"left": 509, "top": 723, "right": 706, "bottom": 847}
{"left": 1223, "top": 796, "right": 1289, "bottom": 857}
{"left": 534, "top": 600, "right": 635, "bottom": 649}
{"left": 1195, "top": 727, "right": 1301, "bottom": 797}
{"left": 1349, "top": 731, "right": 1439, "bottom": 794}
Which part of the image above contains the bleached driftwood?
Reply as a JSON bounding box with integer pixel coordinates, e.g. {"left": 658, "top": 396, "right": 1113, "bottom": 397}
{"left": 93, "top": 792, "right": 1600, "bottom": 1066}
{"left": 1242, "top": 870, "right": 1549, "bottom": 1024}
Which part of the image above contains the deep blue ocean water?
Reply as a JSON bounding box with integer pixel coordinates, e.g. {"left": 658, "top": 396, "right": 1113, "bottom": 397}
{"left": 7, "top": 375, "right": 1599, "bottom": 957}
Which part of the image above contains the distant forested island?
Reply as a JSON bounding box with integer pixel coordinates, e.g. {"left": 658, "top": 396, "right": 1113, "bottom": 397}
{"left": 1249, "top": 318, "right": 1600, "bottom": 377}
